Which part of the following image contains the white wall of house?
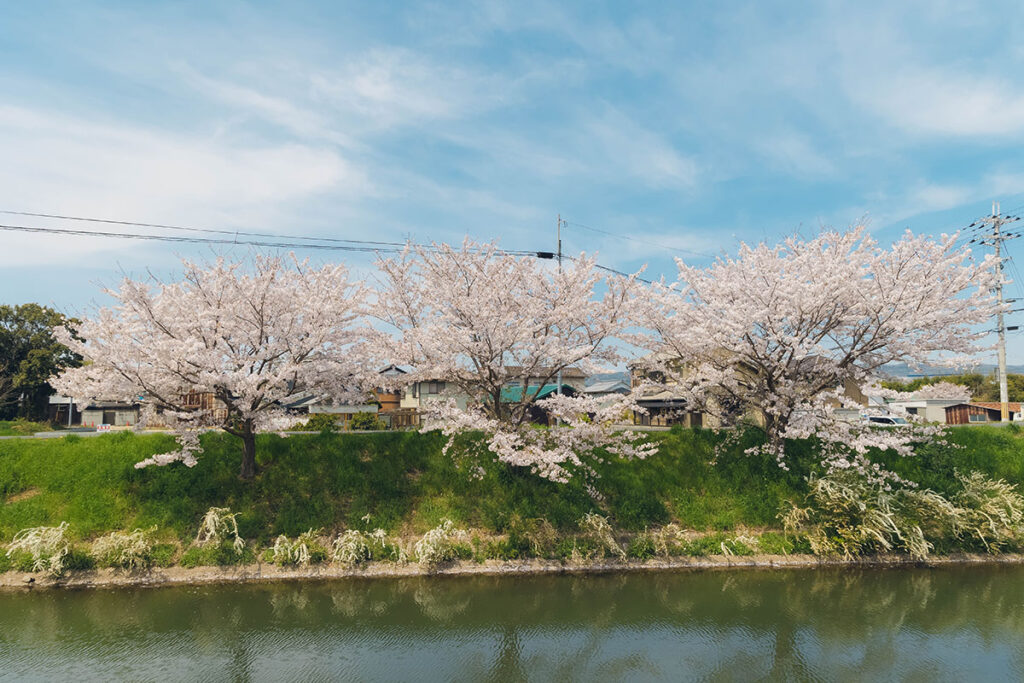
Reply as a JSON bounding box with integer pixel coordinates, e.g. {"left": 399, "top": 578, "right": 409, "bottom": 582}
{"left": 888, "top": 398, "right": 963, "bottom": 423}
{"left": 401, "top": 381, "right": 472, "bottom": 411}
{"left": 80, "top": 407, "right": 138, "bottom": 427}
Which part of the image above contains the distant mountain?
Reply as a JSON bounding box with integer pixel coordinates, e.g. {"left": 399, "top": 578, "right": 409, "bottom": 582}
{"left": 880, "top": 363, "right": 1024, "bottom": 378}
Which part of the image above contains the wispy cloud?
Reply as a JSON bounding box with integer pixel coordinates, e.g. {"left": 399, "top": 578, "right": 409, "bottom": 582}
{"left": 0, "top": 104, "right": 364, "bottom": 264}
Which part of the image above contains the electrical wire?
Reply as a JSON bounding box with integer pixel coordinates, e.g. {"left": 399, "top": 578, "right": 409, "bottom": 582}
{"left": 0, "top": 222, "right": 542, "bottom": 258}
{"left": 0, "top": 209, "right": 407, "bottom": 248}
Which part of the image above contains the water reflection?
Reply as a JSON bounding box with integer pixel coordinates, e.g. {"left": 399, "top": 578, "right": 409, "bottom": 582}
{"left": 1, "top": 566, "right": 1023, "bottom": 681}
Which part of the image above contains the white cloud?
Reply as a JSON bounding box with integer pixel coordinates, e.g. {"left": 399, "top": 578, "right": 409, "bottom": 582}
{"left": 309, "top": 47, "right": 502, "bottom": 131}
{"left": 849, "top": 66, "right": 1024, "bottom": 137}
{"left": 580, "top": 110, "right": 699, "bottom": 189}
{"left": 0, "top": 105, "right": 365, "bottom": 265}
{"left": 756, "top": 131, "right": 836, "bottom": 178}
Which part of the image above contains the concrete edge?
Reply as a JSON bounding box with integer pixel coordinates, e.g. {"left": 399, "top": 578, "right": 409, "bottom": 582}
{"left": 3, "top": 552, "right": 1023, "bottom": 591}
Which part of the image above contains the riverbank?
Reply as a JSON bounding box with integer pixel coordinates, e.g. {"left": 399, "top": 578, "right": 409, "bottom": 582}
{"left": 5, "top": 552, "right": 1024, "bottom": 591}
{"left": 4, "top": 425, "right": 1024, "bottom": 542}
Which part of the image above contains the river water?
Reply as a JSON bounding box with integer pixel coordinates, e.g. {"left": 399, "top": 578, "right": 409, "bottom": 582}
{"left": 1, "top": 565, "right": 1023, "bottom": 681}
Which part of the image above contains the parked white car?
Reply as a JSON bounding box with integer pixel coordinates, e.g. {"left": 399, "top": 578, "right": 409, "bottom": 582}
{"left": 862, "top": 415, "right": 911, "bottom": 427}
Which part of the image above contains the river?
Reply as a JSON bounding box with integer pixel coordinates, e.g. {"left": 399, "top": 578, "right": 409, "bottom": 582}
{"left": 2, "top": 565, "right": 1023, "bottom": 681}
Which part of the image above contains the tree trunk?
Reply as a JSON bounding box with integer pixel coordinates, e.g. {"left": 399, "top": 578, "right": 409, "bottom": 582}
{"left": 239, "top": 424, "right": 257, "bottom": 480}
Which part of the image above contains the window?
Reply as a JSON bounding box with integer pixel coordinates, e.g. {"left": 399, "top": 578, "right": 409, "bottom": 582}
{"left": 905, "top": 407, "right": 918, "bottom": 415}
{"left": 428, "top": 382, "right": 440, "bottom": 394}
{"left": 969, "top": 413, "right": 987, "bottom": 423}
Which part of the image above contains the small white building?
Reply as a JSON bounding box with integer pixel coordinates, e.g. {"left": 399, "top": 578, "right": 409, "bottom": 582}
{"left": 887, "top": 397, "right": 966, "bottom": 423}
{"left": 48, "top": 395, "right": 140, "bottom": 427}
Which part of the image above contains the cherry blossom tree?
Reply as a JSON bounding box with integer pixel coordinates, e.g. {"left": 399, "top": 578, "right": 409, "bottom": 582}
{"left": 635, "top": 226, "right": 999, "bottom": 478}
{"left": 909, "top": 381, "right": 972, "bottom": 401}
{"left": 374, "top": 240, "right": 655, "bottom": 483}
{"left": 52, "top": 254, "right": 370, "bottom": 479}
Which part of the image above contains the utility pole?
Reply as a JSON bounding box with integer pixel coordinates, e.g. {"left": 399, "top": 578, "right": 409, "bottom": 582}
{"left": 975, "top": 201, "right": 1021, "bottom": 421}
{"left": 995, "top": 202, "right": 1009, "bottom": 422}
{"left": 556, "top": 215, "right": 564, "bottom": 421}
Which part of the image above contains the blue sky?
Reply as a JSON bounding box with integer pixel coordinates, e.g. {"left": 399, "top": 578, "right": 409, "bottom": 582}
{"left": 3, "top": 1, "right": 1024, "bottom": 362}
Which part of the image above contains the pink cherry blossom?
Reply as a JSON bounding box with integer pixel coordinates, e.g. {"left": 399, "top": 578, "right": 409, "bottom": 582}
{"left": 634, "top": 226, "right": 999, "bottom": 480}
{"left": 52, "top": 254, "right": 371, "bottom": 479}
{"left": 373, "top": 240, "right": 654, "bottom": 482}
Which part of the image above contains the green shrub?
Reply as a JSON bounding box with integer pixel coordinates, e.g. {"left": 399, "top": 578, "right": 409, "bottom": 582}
{"left": 578, "top": 513, "right": 625, "bottom": 559}
{"left": 756, "top": 531, "right": 795, "bottom": 555}
{"left": 682, "top": 533, "right": 728, "bottom": 556}
{"left": 414, "top": 519, "right": 470, "bottom": 566}
{"left": 270, "top": 529, "right": 327, "bottom": 566}
{"left": 91, "top": 528, "right": 156, "bottom": 570}
{"left": 349, "top": 412, "right": 386, "bottom": 431}
{"left": 627, "top": 533, "right": 657, "bottom": 560}
{"left": 295, "top": 413, "right": 340, "bottom": 433}
{"left": 507, "top": 516, "right": 557, "bottom": 558}
{"left": 151, "top": 543, "right": 177, "bottom": 567}
{"left": 63, "top": 546, "right": 96, "bottom": 571}
{"left": 179, "top": 543, "right": 254, "bottom": 568}
{"left": 5, "top": 523, "right": 71, "bottom": 576}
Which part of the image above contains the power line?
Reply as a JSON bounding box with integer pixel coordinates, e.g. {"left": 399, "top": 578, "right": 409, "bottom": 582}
{"left": 0, "top": 222, "right": 401, "bottom": 253}
{"left": 563, "top": 220, "right": 715, "bottom": 259}
{"left": 1, "top": 210, "right": 662, "bottom": 278}
{"left": 0, "top": 209, "right": 408, "bottom": 248}
{"left": 0, "top": 222, "right": 542, "bottom": 258}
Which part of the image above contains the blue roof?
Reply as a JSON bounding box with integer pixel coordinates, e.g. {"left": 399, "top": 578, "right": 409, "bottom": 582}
{"left": 500, "top": 384, "right": 574, "bottom": 403}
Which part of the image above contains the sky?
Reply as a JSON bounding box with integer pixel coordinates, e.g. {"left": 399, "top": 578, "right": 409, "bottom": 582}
{"left": 2, "top": 1, "right": 1024, "bottom": 362}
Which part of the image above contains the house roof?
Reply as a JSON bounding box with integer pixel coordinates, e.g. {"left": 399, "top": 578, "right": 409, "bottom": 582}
{"left": 967, "top": 402, "right": 1022, "bottom": 412}
{"left": 583, "top": 379, "right": 631, "bottom": 394}
{"left": 500, "top": 384, "right": 577, "bottom": 403}
{"left": 503, "top": 365, "right": 586, "bottom": 379}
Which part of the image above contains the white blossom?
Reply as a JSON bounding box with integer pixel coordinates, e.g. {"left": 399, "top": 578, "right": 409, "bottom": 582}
{"left": 374, "top": 240, "right": 654, "bottom": 482}
{"left": 634, "top": 226, "right": 999, "bottom": 479}
{"left": 52, "top": 254, "right": 371, "bottom": 478}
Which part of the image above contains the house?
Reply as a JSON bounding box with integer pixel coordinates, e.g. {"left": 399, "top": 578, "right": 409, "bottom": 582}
{"left": 582, "top": 378, "right": 631, "bottom": 398}
{"left": 397, "top": 366, "right": 588, "bottom": 426}
{"left": 630, "top": 384, "right": 705, "bottom": 427}
{"left": 628, "top": 351, "right": 870, "bottom": 428}
{"left": 500, "top": 383, "right": 578, "bottom": 424}
{"left": 48, "top": 395, "right": 140, "bottom": 427}
{"left": 944, "top": 402, "right": 1021, "bottom": 424}
{"left": 887, "top": 397, "right": 967, "bottom": 423}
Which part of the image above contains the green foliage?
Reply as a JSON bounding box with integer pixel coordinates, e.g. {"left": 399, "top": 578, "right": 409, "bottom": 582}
{"left": 880, "top": 372, "right": 1024, "bottom": 403}
{"left": 757, "top": 531, "right": 796, "bottom": 555}
{"left": 348, "top": 412, "right": 386, "bottom": 431}
{"left": 783, "top": 468, "right": 1024, "bottom": 560}
{"left": 0, "top": 419, "right": 54, "bottom": 436}
{"left": 150, "top": 543, "right": 177, "bottom": 567}
{"left": 91, "top": 528, "right": 156, "bottom": 570}
{"left": 63, "top": 546, "right": 96, "bottom": 572}
{"left": 682, "top": 533, "right": 729, "bottom": 556}
{"left": 179, "top": 543, "right": 255, "bottom": 568}
{"left": 0, "top": 303, "right": 81, "bottom": 420}
{"left": 269, "top": 529, "right": 327, "bottom": 566}
{"left": 0, "top": 426, "right": 1022, "bottom": 562}
{"left": 627, "top": 532, "right": 657, "bottom": 560}
{"left": 293, "top": 413, "right": 340, "bottom": 432}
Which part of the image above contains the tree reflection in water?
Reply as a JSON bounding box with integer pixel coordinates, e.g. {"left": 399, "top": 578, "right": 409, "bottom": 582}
{"left": 1, "top": 566, "right": 1023, "bottom": 680}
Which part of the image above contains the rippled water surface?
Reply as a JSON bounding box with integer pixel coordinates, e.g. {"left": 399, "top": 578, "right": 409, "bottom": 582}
{"left": 2, "top": 565, "right": 1024, "bottom": 681}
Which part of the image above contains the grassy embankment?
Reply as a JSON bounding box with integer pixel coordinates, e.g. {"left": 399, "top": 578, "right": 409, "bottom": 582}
{"left": 1, "top": 425, "right": 1023, "bottom": 572}
{"left": 0, "top": 420, "right": 56, "bottom": 437}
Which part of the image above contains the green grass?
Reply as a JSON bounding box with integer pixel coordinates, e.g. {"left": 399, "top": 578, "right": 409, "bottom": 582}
{"left": 0, "top": 419, "right": 55, "bottom": 436}
{"left": 0, "top": 425, "right": 1021, "bottom": 545}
